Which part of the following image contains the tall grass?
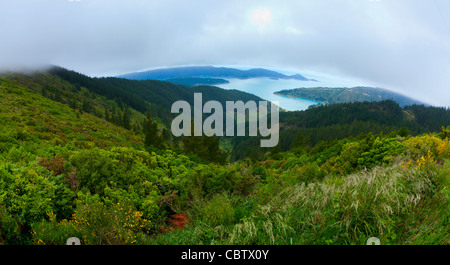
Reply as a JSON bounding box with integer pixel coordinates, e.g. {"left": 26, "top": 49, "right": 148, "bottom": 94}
{"left": 151, "top": 162, "right": 448, "bottom": 245}
{"left": 227, "top": 165, "right": 448, "bottom": 245}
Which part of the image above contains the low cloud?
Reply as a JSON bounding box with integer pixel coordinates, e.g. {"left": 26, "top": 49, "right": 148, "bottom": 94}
{"left": 0, "top": 0, "right": 449, "bottom": 106}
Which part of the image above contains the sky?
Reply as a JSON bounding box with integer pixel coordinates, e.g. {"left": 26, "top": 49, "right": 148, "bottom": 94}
{"left": 0, "top": 0, "right": 449, "bottom": 106}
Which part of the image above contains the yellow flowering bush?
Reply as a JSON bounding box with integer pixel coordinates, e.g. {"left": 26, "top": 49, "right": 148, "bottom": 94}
{"left": 32, "top": 212, "right": 79, "bottom": 245}
{"left": 437, "top": 138, "right": 450, "bottom": 158}
{"left": 401, "top": 151, "right": 436, "bottom": 171}
{"left": 402, "top": 135, "right": 442, "bottom": 160}
{"left": 71, "top": 193, "right": 151, "bottom": 245}
{"left": 416, "top": 151, "right": 436, "bottom": 170}
{"left": 32, "top": 198, "right": 152, "bottom": 245}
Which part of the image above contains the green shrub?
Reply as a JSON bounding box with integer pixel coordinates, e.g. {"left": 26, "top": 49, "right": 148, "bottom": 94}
{"left": 31, "top": 212, "right": 80, "bottom": 245}
{"left": 181, "top": 164, "right": 239, "bottom": 198}
{"left": 0, "top": 206, "right": 21, "bottom": 244}
{"left": 200, "top": 193, "right": 235, "bottom": 227}
{"left": 0, "top": 164, "right": 57, "bottom": 227}
{"left": 70, "top": 192, "right": 151, "bottom": 245}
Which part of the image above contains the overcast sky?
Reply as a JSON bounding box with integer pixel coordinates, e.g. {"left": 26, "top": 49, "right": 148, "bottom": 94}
{"left": 1, "top": 0, "right": 449, "bottom": 106}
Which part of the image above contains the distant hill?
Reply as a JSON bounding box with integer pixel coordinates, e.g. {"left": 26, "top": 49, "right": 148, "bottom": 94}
{"left": 165, "top": 77, "right": 229, "bottom": 87}
{"left": 117, "top": 65, "right": 315, "bottom": 81}
{"left": 274, "top": 86, "right": 424, "bottom": 107}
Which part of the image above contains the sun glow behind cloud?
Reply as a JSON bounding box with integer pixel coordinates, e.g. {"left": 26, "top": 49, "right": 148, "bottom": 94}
{"left": 249, "top": 8, "right": 273, "bottom": 31}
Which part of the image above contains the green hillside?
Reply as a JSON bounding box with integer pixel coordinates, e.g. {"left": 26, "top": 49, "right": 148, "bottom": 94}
{"left": 50, "top": 66, "right": 263, "bottom": 127}
{"left": 0, "top": 68, "right": 448, "bottom": 245}
{"left": 230, "top": 100, "right": 450, "bottom": 161}
{"left": 0, "top": 73, "right": 143, "bottom": 150}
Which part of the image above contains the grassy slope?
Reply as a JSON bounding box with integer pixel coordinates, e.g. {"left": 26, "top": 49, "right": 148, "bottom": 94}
{"left": 0, "top": 74, "right": 143, "bottom": 153}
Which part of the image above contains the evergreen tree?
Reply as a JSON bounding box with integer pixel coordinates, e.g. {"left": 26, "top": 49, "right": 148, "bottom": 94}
{"left": 122, "top": 108, "right": 131, "bottom": 130}
{"left": 182, "top": 120, "right": 227, "bottom": 164}
{"left": 397, "top": 126, "right": 410, "bottom": 137}
{"left": 104, "top": 107, "right": 110, "bottom": 122}
{"left": 68, "top": 98, "right": 77, "bottom": 109}
{"left": 291, "top": 132, "right": 311, "bottom": 149}
{"left": 82, "top": 99, "right": 93, "bottom": 113}
{"left": 144, "top": 110, "right": 162, "bottom": 148}
{"left": 162, "top": 128, "right": 172, "bottom": 144}
{"left": 114, "top": 111, "right": 122, "bottom": 126}
{"left": 54, "top": 89, "right": 62, "bottom": 102}
{"left": 442, "top": 125, "right": 450, "bottom": 139}
{"left": 41, "top": 86, "right": 49, "bottom": 98}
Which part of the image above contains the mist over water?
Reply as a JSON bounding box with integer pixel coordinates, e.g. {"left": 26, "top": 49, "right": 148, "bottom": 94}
{"left": 217, "top": 72, "right": 370, "bottom": 111}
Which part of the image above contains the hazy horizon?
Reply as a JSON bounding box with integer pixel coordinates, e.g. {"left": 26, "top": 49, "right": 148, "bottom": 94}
{"left": 1, "top": 0, "right": 449, "bottom": 107}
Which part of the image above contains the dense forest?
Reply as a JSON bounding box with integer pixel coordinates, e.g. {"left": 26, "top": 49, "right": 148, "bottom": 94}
{"left": 0, "top": 67, "right": 448, "bottom": 245}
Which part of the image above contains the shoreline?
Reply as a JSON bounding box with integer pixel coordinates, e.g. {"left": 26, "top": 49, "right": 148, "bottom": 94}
{"left": 273, "top": 92, "right": 325, "bottom": 106}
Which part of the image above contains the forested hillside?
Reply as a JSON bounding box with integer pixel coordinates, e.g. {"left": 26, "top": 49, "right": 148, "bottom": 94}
{"left": 231, "top": 100, "right": 450, "bottom": 161}
{"left": 49, "top": 66, "right": 264, "bottom": 127}
{"left": 0, "top": 68, "right": 448, "bottom": 245}
{"left": 274, "top": 86, "right": 424, "bottom": 107}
